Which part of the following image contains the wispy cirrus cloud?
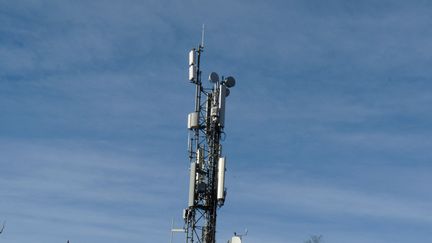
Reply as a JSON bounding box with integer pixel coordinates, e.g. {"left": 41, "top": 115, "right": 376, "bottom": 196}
{"left": 0, "top": 138, "right": 186, "bottom": 242}
{"left": 217, "top": 166, "right": 432, "bottom": 243}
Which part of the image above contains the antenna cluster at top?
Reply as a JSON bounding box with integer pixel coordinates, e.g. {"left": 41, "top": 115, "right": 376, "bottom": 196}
{"left": 188, "top": 50, "right": 236, "bottom": 88}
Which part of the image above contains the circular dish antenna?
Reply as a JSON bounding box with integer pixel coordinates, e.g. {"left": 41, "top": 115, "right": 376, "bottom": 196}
{"left": 224, "top": 76, "right": 236, "bottom": 88}
{"left": 209, "top": 72, "right": 219, "bottom": 83}
{"left": 225, "top": 88, "right": 230, "bottom": 97}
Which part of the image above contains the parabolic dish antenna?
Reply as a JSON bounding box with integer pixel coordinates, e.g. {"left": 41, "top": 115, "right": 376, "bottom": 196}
{"left": 225, "top": 88, "right": 230, "bottom": 97}
{"left": 209, "top": 72, "right": 220, "bottom": 83}
{"left": 224, "top": 76, "right": 236, "bottom": 88}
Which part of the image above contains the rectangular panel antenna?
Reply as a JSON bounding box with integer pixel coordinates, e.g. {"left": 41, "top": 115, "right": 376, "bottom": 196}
{"left": 188, "top": 162, "right": 197, "bottom": 207}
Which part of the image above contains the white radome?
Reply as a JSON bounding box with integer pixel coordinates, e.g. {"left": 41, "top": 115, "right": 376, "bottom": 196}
{"left": 229, "top": 236, "right": 242, "bottom": 243}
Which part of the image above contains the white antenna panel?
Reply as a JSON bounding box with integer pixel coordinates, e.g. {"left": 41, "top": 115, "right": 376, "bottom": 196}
{"left": 217, "top": 157, "right": 226, "bottom": 201}
{"left": 189, "top": 49, "right": 196, "bottom": 66}
{"left": 189, "top": 65, "right": 197, "bottom": 81}
{"left": 188, "top": 112, "right": 199, "bottom": 129}
{"left": 188, "top": 162, "right": 197, "bottom": 207}
{"left": 182, "top": 209, "right": 187, "bottom": 219}
{"left": 197, "top": 148, "right": 203, "bottom": 165}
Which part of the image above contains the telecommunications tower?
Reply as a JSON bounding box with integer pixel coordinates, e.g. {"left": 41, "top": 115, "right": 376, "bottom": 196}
{"left": 181, "top": 38, "right": 236, "bottom": 243}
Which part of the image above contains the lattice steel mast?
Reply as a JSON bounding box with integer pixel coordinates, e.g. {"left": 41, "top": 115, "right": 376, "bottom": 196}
{"left": 182, "top": 40, "right": 236, "bottom": 243}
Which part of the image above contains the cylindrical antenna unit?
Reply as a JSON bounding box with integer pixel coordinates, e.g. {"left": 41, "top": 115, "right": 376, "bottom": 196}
{"left": 218, "top": 85, "right": 227, "bottom": 127}
{"left": 217, "top": 157, "right": 226, "bottom": 202}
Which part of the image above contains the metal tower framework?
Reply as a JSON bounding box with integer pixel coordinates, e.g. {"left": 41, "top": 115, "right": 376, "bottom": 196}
{"left": 183, "top": 43, "right": 235, "bottom": 243}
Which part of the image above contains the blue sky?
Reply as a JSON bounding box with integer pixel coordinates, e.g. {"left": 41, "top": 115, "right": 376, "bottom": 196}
{"left": 1, "top": 0, "right": 432, "bottom": 242}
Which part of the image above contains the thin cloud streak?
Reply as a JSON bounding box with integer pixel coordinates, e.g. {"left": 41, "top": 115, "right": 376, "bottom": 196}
{"left": 0, "top": 138, "right": 186, "bottom": 242}
{"left": 241, "top": 181, "right": 432, "bottom": 223}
